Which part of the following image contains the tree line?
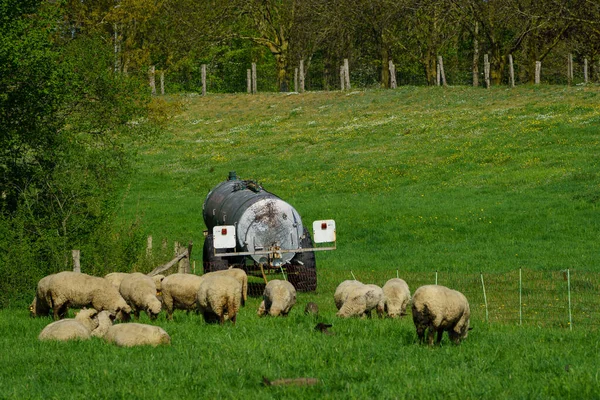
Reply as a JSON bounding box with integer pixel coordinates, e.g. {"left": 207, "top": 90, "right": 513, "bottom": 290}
{"left": 64, "top": 0, "right": 600, "bottom": 92}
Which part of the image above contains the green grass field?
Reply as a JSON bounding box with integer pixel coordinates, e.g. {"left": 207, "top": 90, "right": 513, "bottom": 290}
{"left": 3, "top": 85, "right": 600, "bottom": 398}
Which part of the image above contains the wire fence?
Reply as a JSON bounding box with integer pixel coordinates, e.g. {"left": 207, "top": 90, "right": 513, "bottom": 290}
{"left": 318, "top": 268, "right": 600, "bottom": 330}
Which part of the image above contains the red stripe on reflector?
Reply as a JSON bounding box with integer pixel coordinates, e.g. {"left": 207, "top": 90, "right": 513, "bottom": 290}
{"left": 321, "top": 223, "right": 327, "bottom": 230}
{"left": 221, "top": 228, "right": 228, "bottom": 235}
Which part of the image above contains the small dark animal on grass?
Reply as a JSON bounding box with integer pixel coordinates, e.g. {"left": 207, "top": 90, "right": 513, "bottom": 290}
{"left": 314, "top": 322, "right": 334, "bottom": 335}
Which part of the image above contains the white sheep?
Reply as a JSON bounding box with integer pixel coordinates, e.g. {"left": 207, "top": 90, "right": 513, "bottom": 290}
{"left": 257, "top": 279, "right": 297, "bottom": 317}
{"left": 203, "top": 268, "right": 248, "bottom": 305}
{"left": 38, "top": 308, "right": 99, "bottom": 341}
{"left": 336, "top": 283, "right": 384, "bottom": 318}
{"left": 151, "top": 274, "right": 165, "bottom": 293}
{"left": 196, "top": 275, "right": 242, "bottom": 324}
{"left": 411, "top": 284, "right": 471, "bottom": 345}
{"left": 30, "top": 273, "right": 56, "bottom": 318}
{"left": 382, "top": 278, "right": 411, "bottom": 318}
{"left": 39, "top": 271, "right": 131, "bottom": 320}
{"left": 334, "top": 280, "right": 364, "bottom": 311}
{"left": 160, "top": 273, "right": 205, "bottom": 320}
{"left": 91, "top": 311, "right": 115, "bottom": 338}
{"left": 103, "top": 323, "right": 171, "bottom": 347}
{"left": 104, "top": 272, "right": 130, "bottom": 290}
{"left": 119, "top": 272, "right": 162, "bottom": 320}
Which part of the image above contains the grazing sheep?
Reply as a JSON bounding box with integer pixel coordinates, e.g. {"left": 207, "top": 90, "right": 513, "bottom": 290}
{"left": 334, "top": 280, "right": 364, "bottom": 310}
{"left": 411, "top": 284, "right": 471, "bottom": 345}
{"left": 382, "top": 278, "right": 411, "bottom": 318}
{"left": 151, "top": 274, "right": 165, "bottom": 294}
{"left": 104, "top": 272, "right": 130, "bottom": 290}
{"left": 30, "top": 274, "right": 57, "bottom": 318}
{"left": 197, "top": 275, "right": 242, "bottom": 324}
{"left": 160, "top": 273, "right": 205, "bottom": 320}
{"left": 257, "top": 280, "right": 297, "bottom": 317}
{"left": 119, "top": 272, "right": 162, "bottom": 320}
{"left": 103, "top": 323, "right": 171, "bottom": 347}
{"left": 39, "top": 271, "right": 131, "bottom": 320}
{"left": 38, "top": 308, "right": 99, "bottom": 341}
{"left": 203, "top": 268, "right": 248, "bottom": 305}
{"left": 336, "top": 283, "right": 384, "bottom": 318}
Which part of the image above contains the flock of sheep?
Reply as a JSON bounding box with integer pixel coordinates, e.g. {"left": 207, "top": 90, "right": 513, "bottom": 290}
{"left": 30, "top": 269, "right": 471, "bottom": 347}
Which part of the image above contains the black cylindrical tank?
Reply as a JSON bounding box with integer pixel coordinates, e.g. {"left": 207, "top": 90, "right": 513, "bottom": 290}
{"left": 202, "top": 172, "right": 304, "bottom": 264}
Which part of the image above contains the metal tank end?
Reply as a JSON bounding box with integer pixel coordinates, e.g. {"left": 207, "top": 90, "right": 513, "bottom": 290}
{"left": 228, "top": 171, "right": 237, "bottom": 181}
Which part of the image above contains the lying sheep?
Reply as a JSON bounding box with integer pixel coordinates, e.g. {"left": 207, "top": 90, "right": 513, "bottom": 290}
{"left": 160, "top": 273, "right": 205, "bottom": 320}
{"left": 91, "top": 311, "right": 115, "bottom": 338}
{"left": 257, "top": 280, "right": 297, "bottom": 317}
{"left": 336, "top": 283, "right": 384, "bottom": 318}
{"left": 103, "top": 323, "right": 171, "bottom": 347}
{"left": 37, "top": 271, "right": 131, "bottom": 320}
{"left": 38, "top": 308, "right": 99, "bottom": 341}
{"left": 382, "top": 278, "right": 411, "bottom": 318}
{"left": 411, "top": 284, "right": 471, "bottom": 345}
{"left": 203, "top": 268, "right": 248, "bottom": 305}
{"left": 119, "top": 272, "right": 162, "bottom": 320}
{"left": 30, "top": 273, "right": 56, "bottom": 318}
{"left": 197, "top": 275, "right": 242, "bottom": 324}
{"left": 334, "top": 280, "right": 364, "bottom": 310}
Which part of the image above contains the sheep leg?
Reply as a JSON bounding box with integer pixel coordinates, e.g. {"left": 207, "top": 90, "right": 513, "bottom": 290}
{"left": 436, "top": 329, "right": 444, "bottom": 345}
{"left": 416, "top": 326, "right": 425, "bottom": 344}
{"left": 427, "top": 327, "right": 436, "bottom": 346}
{"left": 133, "top": 309, "right": 140, "bottom": 320}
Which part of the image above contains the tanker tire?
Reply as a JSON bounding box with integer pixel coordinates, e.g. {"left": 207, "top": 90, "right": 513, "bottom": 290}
{"left": 288, "top": 228, "right": 317, "bottom": 292}
{"left": 203, "top": 234, "right": 229, "bottom": 273}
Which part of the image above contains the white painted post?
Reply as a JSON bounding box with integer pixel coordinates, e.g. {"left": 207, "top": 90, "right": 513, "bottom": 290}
{"left": 72, "top": 250, "right": 81, "bottom": 273}
{"left": 435, "top": 270, "right": 438, "bottom": 285}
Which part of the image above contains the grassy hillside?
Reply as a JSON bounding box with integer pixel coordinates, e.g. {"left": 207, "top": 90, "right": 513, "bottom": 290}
{"left": 120, "top": 85, "right": 600, "bottom": 275}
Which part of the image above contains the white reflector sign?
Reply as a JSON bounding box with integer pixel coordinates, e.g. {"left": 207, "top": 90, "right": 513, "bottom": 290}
{"left": 213, "top": 225, "right": 236, "bottom": 249}
{"left": 313, "top": 220, "right": 336, "bottom": 243}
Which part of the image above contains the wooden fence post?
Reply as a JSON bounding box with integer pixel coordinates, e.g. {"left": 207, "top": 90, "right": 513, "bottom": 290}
{"left": 567, "top": 53, "right": 573, "bottom": 85}
{"left": 147, "top": 235, "right": 153, "bottom": 257}
{"left": 535, "top": 61, "right": 541, "bottom": 84}
{"left": 299, "top": 59, "right": 305, "bottom": 93}
{"left": 438, "top": 56, "right": 447, "bottom": 86}
{"left": 436, "top": 62, "right": 441, "bottom": 86}
{"left": 509, "top": 54, "right": 515, "bottom": 88}
{"left": 149, "top": 65, "right": 156, "bottom": 95}
{"left": 72, "top": 250, "right": 81, "bottom": 273}
{"left": 584, "top": 58, "right": 588, "bottom": 84}
{"left": 340, "top": 65, "right": 345, "bottom": 91}
{"left": 251, "top": 62, "right": 257, "bottom": 94}
{"left": 344, "top": 59, "right": 350, "bottom": 89}
{"left": 472, "top": 22, "right": 479, "bottom": 87}
{"left": 202, "top": 64, "right": 207, "bottom": 96}
{"left": 160, "top": 71, "right": 165, "bottom": 95}
{"left": 484, "top": 54, "right": 490, "bottom": 88}
{"left": 388, "top": 60, "right": 397, "bottom": 89}
{"left": 247, "top": 69, "right": 252, "bottom": 93}
{"left": 294, "top": 67, "right": 298, "bottom": 92}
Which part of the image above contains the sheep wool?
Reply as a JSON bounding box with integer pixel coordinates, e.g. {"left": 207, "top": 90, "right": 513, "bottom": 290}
{"left": 103, "top": 323, "right": 171, "bottom": 347}
{"left": 38, "top": 308, "right": 99, "bottom": 341}
{"left": 202, "top": 268, "right": 248, "bottom": 305}
{"left": 257, "top": 280, "right": 297, "bottom": 317}
{"left": 160, "top": 273, "right": 205, "bottom": 320}
{"left": 197, "top": 275, "right": 242, "bottom": 324}
{"left": 42, "top": 271, "right": 131, "bottom": 320}
{"left": 30, "top": 273, "right": 56, "bottom": 318}
{"left": 119, "top": 272, "right": 162, "bottom": 320}
{"left": 382, "top": 278, "right": 411, "bottom": 318}
{"left": 91, "top": 311, "right": 115, "bottom": 338}
{"left": 336, "top": 283, "right": 384, "bottom": 318}
{"left": 411, "top": 284, "right": 470, "bottom": 345}
{"left": 104, "top": 272, "right": 131, "bottom": 290}
{"left": 334, "top": 280, "right": 364, "bottom": 310}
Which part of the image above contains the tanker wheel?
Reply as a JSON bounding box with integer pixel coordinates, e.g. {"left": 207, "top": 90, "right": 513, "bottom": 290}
{"left": 287, "top": 228, "right": 317, "bottom": 292}
{"left": 202, "top": 234, "right": 229, "bottom": 273}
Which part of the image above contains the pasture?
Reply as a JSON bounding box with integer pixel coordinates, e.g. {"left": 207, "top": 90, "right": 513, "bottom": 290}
{"left": 3, "top": 85, "right": 600, "bottom": 398}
